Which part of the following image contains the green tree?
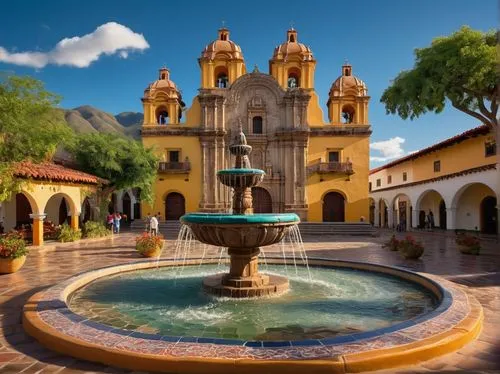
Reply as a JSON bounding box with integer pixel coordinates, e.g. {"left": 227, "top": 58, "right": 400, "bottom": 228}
{"left": 0, "top": 75, "right": 73, "bottom": 202}
{"left": 381, "top": 26, "right": 498, "bottom": 137}
{"left": 69, "top": 133, "right": 158, "bottom": 207}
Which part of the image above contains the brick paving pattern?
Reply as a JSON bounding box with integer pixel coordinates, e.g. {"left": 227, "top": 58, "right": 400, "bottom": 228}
{"left": 0, "top": 230, "right": 499, "bottom": 373}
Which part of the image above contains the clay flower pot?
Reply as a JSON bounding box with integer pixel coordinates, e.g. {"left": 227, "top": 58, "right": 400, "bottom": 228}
{"left": 0, "top": 255, "right": 27, "bottom": 274}
{"left": 140, "top": 246, "right": 163, "bottom": 258}
{"left": 458, "top": 245, "right": 480, "bottom": 255}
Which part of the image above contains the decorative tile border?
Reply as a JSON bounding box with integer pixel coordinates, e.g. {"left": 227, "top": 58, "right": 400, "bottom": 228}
{"left": 23, "top": 258, "right": 483, "bottom": 373}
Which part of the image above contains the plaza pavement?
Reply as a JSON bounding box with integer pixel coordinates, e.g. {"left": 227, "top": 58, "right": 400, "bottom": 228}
{"left": 0, "top": 229, "right": 499, "bottom": 373}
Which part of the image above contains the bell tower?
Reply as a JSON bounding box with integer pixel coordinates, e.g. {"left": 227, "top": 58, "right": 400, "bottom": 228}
{"left": 142, "top": 67, "right": 184, "bottom": 125}
{"left": 327, "top": 63, "right": 369, "bottom": 125}
{"left": 198, "top": 28, "right": 246, "bottom": 89}
{"left": 269, "top": 28, "right": 316, "bottom": 90}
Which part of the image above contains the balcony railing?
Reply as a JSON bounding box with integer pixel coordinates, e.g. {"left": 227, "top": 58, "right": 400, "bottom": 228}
{"left": 158, "top": 161, "right": 191, "bottom": 174}
{"left": 308, "top": 161, "right": 354, "bottom": 175}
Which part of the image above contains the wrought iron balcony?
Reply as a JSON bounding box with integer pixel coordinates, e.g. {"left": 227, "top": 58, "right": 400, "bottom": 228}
{"left": 158, "top": 161, "right": 191, "bottom": 174}
{"left": 308, "top": 161, "right": 354, "bottom": 175}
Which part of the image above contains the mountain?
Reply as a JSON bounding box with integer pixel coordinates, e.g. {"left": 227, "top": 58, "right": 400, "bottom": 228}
{"left": 63, "top": 106, "right": 143, "bottom": 140}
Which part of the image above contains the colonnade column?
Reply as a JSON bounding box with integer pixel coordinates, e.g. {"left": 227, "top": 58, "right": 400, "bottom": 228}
{"left": 411, "top": 209, "right": 419, "bottom": 229}
{"left": 30, "top": 213, "right": 46, "bottom": 247}
{"left": 374, "top": 206, "right": 380, "bottom": 227}
{"left": 387, "top": 208, "right": 394, "bottom": 229}
{"left": 71, "top": 214, "right": 80, "bottom": 231}
{"left": 446, "top": 207, "right": 457, "bottom": 230}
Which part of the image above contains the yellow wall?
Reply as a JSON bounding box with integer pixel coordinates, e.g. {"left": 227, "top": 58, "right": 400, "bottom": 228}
{"left": 306, "top": 136, "right": 370, "bottom": 222}
{"left": 370, "top": 131, "right": 495, "bottom": 189}
{"left": 142, "top": 135, "right": 202, "bottom": 216}
{"left": 183, "top": 97, "right": 201, "bottom": 127}
{"left": 412, "top": 134, "right": 494, "bottom": 181}
{"left": 307, "top": 91, "right": 325, "bottom": 125}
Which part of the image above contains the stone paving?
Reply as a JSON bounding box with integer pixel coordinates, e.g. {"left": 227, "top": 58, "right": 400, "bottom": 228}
{"left": 0, "top": 230, "right": 499, "bottom": 373}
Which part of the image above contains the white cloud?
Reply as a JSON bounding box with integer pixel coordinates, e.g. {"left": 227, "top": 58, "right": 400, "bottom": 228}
{"left": 370, "top": 137, "right": 406, "bottom": 162}
{"left": 0, "top": 22, "right": 149, "bottom": 68}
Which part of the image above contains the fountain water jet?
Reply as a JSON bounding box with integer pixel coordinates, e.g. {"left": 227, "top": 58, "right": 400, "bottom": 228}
{"left": 181, "top": 125, "right": 299, "bottom": 297}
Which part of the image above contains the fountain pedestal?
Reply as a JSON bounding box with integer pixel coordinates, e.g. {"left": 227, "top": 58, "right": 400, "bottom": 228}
{"left": 203, "top": 247, "right": 289, "bottom": 297}
{"left": 181, "top": 125, "right": 298, "bottom": 298}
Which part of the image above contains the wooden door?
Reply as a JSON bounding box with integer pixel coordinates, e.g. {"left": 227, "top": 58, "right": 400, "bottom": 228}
{"left": 252, "top": 187, "right": 272, "bottom": 213}
{"left": 165, "top": 193, "right": 185, "bottom": 220}
{"left": 322, "top": 192, "right": 345, "bottom": 222}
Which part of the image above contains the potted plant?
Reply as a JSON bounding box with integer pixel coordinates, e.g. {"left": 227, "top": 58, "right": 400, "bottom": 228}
{"left": 0, "top": 232, "right": 29, "bottom": 273}
{"left": 398, "top": 235, "right": 424, "bottom": 260}
{"left": 135, "top": 233, "right": 164, "bottom": 258}
{"left": 382, "top": 234, "right": 400, "bottom": 251}
{"left": 455, "top": 233, "right": 480, "bottom": 255}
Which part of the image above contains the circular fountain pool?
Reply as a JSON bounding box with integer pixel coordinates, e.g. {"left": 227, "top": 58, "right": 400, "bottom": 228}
{"left": 68, "top": 265, "right": 437, "bottom": 341}
{"left": 23, "top": 258, "right": 482, "bottom": 374}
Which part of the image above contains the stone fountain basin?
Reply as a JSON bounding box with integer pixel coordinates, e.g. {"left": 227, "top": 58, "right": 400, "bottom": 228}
{"left": 217, "top": 168, "right": 265, "bottom": 188}
{"left": 180, "top": 213, "right": 299, "bottom": 248}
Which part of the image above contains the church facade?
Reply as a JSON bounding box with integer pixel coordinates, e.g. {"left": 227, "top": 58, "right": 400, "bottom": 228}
{"left": 140, "top": 28, "right": 371, "bottom": 222}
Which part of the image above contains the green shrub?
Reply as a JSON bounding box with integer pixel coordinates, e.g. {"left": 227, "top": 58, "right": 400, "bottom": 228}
{"left": 83, "top": 221, "right": 111, "bottom": 238}
{"left": 57, "top": 224, "right": 82, "bottom": 243}
{"left": 398, "top": 235, "right": 424, "bottom": 259}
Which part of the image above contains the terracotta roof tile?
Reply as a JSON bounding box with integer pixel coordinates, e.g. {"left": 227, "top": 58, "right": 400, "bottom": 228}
{"left": 369, "top": 125, "right": 491, "bottom": 175}
{"left": 14, "top": 162, "right": 107, "bottom": 185}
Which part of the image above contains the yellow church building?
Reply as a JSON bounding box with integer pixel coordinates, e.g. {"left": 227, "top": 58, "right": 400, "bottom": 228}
{"left": 140, "top": 28, "right": 371, "bottom": 222}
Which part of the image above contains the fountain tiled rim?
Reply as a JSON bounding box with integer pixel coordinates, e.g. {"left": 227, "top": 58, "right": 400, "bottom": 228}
{"left": 23, "top": 258, "right": 483, "bottom": 373}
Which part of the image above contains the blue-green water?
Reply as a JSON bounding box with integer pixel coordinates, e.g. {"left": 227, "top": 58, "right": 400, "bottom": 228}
{"left": 69, "top": 265, "right": 438, "bottom": 341}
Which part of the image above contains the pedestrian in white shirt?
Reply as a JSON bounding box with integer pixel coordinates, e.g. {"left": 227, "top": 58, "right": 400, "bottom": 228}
{"left": 150, "top": 215, "right": 159, "bottom": 236}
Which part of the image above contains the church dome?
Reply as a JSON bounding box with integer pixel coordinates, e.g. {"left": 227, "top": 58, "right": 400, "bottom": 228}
{"left": 144, "top": 67, "right": 180, "bottom": 98}
{"left": 272, "top": 29, "right": 314, "bottom": 61}
{"left": 329, "top": 63, "right": 367, "bottom": 96}
{"left": 200, "top": 28, "right": 243, "bottom": 60}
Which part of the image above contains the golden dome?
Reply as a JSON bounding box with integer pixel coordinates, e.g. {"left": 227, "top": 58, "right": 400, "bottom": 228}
{"left": 272, "top": 29, "right": 314, "bottom": 61}
{"left": 329, "top": 63, "right": 367, "bottom": 96}
{"left": 200, "top": 28, "right": 243, "bottom": 60}
{"left": 143, "top": 67, "right": 180, "bottom": 98}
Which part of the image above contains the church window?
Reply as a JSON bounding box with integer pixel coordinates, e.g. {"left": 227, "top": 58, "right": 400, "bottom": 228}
{"left": 217, "top": 73, "right": 228, "bottom": 88}
{"left": 157, "top": 110, "right": 169, "bottom": 125}
{"left": 328, "top": 151, "right": 339, "bottom": 163}
{"left": 253, "top": 116, "right": 263, "bottom": 134}
{"left": 287, "top": 73, "right": 299, "bottom": 88}
{"left": 341, "top": 105, "right": 355, "bottom": 124}
{"left": 168, "top": 150, "right": 180, "bottom": 163}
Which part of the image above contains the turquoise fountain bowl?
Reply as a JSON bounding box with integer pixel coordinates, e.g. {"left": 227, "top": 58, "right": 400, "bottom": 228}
{"left": 181, "top": 212, "right": 299, "bottom": 225}
{"left": 181, "top": 213, "right": 300, "bottom": 248}
{"left": 217, "top": 168, "right": 265, "bottom": 188}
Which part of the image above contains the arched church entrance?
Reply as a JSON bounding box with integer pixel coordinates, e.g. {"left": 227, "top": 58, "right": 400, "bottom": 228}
{"left": 252, "top": 187, "right": 272, "bottom": 213}
{"left": 323, "top": 192, "right": 345, "bottom": 222}
{"left": 165, "top": 192, "right": 185, "bottom": 220}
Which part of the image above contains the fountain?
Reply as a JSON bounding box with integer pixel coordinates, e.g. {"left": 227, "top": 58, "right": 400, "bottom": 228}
{"left": 180, "top": 125, "right": 299, "bottom": 297}
{"left": 22, "top": 127, "right": 483, "bottom": 374}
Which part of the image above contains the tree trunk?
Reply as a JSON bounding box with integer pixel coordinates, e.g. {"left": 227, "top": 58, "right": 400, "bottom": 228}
{"left": 495, "top": 126, "right": 500, "bottom": 235}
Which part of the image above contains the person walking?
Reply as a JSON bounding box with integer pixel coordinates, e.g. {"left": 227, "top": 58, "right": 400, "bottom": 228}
{"left": 150, "top": 215, "right": 159, "bottom": 236}
{"left": 429, "top": 210, "right": 434, "bottom": 230}
{"left": 113, "top": 212, "right": 122, "bottom": 234}
{"left": 106, "top": 213, "right": 114, "bottom": 231}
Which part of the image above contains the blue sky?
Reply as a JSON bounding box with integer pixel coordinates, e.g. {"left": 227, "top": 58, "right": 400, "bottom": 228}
{"left": 0, "top": 0, "right": 497, "bottom": 168}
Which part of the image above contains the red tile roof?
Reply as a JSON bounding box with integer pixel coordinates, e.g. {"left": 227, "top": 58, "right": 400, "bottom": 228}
{"left": 369, "top": 125, "right": 492, "bottom": 175}
{"left": 14, "top": 162, "right": 107, "bottom": 185}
